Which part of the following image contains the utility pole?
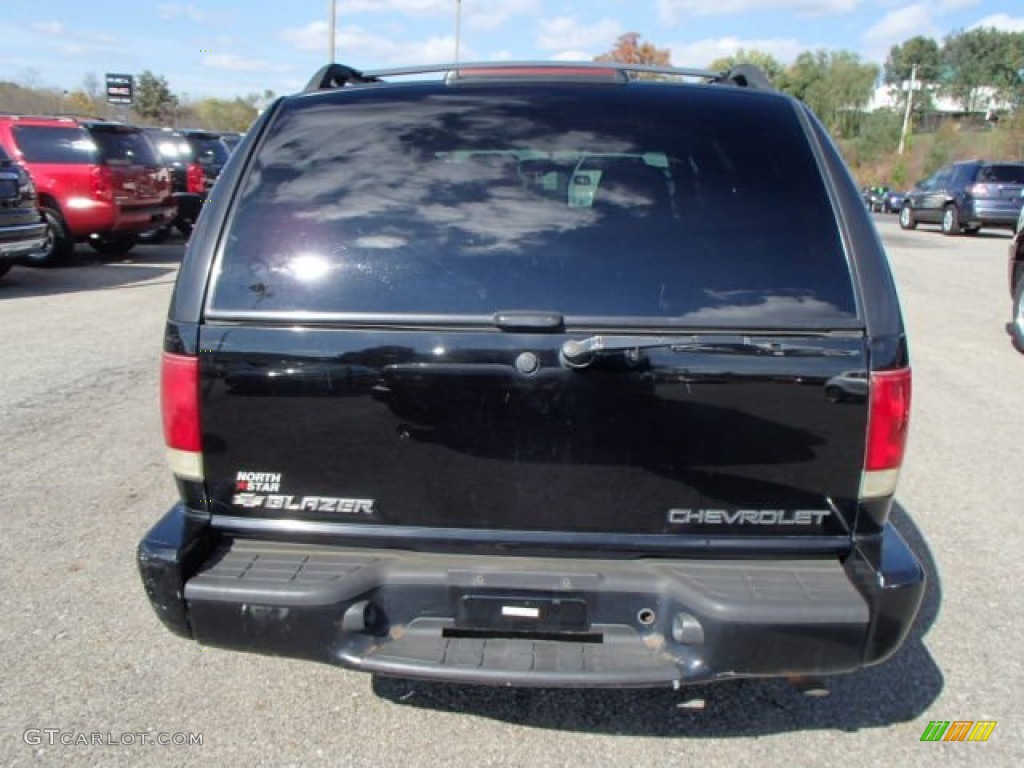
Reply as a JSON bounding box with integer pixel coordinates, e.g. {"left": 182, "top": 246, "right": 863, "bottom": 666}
{"left": 454, "top": 0, "right": 462, "bottom": 64}
{"left": 898, "top": 63, "right": 917, "bottom": 155}
{"left": 328, "top": 0, "right": 336, "bottom": 63}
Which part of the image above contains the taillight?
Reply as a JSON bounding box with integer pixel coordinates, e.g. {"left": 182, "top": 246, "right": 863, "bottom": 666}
{"left": 861, "top": 368, "right": 911, "bottom": 498}
{"left": 157, "top": 168, "right": 171, "bottom": 196}
{"left": 161, "top": 351, "right": 203, "bottom": 480}
{"left": 186, "top": 163, "right": 205, "bottom": 195}
{"left": 16, "top": 165, "right": 35, "bottom": 201}
{"left": 967, "top": 183, "right": 991, "bottom": 197}
{"left": 91, "top": 166, "right": 114, "bottom": 201}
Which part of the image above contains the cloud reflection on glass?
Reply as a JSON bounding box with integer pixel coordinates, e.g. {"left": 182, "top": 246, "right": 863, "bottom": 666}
{"left": 212, "top": 87, "right": 858, "bottom": 327}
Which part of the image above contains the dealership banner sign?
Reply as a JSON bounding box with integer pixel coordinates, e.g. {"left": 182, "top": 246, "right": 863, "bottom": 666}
{"left": 105, "top": 74, "right": 134, "bottom": 105}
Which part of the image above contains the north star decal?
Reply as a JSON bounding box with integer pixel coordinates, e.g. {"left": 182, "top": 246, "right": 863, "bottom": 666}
{"left": 667, "top": 509, "right": 831, "bottom": 526}
{"left": 235, "top": 471, "right": 281, "bottom": 493}
{"left": 232, "top": 493, "right": 376, "bottom": 516}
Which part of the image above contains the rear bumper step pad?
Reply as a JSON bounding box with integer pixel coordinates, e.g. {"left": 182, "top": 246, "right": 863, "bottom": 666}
{"left": 139, "top": 504, "right": 925, "bottom": 688}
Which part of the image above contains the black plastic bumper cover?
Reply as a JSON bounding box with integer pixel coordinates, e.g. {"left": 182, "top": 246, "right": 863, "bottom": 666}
{"left": 0, "top": 223, "right": 48, "bottom": 260}
{"left": 172, "top": 193, "right": 202, "bottom": 223}
{"left": 137, "top": 504, "right": 925, "bottom": 687}
{"left": 136, "top": 505, "right": 216, "bottom": 639}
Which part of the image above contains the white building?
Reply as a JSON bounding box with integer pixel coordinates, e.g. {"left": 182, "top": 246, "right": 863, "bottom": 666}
{"left": 867, "top": 81, "right": 1012, "bottom": 115}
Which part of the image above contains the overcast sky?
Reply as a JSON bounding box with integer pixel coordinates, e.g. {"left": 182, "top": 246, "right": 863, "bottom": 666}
{"left": 2, "top": 1, "right": 1023, "bottom": 100}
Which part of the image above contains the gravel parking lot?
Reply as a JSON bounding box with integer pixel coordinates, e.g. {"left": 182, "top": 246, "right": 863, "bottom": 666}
{"left": 0, "top": 216, "right": 1021, "bottom": 767}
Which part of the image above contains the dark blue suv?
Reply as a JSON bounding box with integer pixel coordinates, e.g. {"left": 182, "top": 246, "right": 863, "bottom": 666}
{"left": 899, "top": 160, "right": 1024, "bottom": 235}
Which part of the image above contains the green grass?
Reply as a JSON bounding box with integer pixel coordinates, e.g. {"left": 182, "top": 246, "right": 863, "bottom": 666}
{"left": 847, "top": 112, "right": 1024, "bottom": 189}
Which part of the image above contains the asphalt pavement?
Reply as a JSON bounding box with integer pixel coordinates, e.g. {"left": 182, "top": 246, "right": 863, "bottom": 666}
{"left": 0, "top": 216, "right": 1021, "bottom": 766}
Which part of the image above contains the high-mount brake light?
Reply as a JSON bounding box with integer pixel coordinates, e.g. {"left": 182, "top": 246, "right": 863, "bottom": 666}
{"left": 860, "top": 368, "right": 912, "bottom": 498}
{"left": 454, "top": 66, "right": 621, "bottom": 78}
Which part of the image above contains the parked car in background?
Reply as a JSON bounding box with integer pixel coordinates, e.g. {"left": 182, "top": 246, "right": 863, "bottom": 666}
{"left": 0, "top": 143, "right": 48, "bottom": 279}
{"left": 180, "top": 129, "right": 231, "bottom": 192}
{"left": 1009, "top": 214, "right": 1024, "bottom": 353}
{"left": 882, "top": 188, "right": 905, "bottom": 214}
{"left": 219, "top": 132, "right": 244, "bottom": 152}
{"left": 865, "top": 186, "right": 890, "bottom": 213}
{"left": 139, "top": 127, "right": 206, "bottom": 242}
{"left": 899, "top": 160, "right": 1024, "bottom": 236}
{"left": 0, "top": 115, "right": 174, "bottom": 263}
{"left": 823, "top": 370, "right": 868, "bottom": 402}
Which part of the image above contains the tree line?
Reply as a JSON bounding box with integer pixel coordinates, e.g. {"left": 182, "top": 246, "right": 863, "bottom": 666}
{"left": 598, "top": 29, "right": 1024, "bottom": 140}
{"left": 0, "top": 69, "right": 271, "bottom": 132}
{"left": 2, "top": 28, "right": 1022, "bottom": 141}
{"left": 885, "top": 30, "right": 1024, "bottom": 114}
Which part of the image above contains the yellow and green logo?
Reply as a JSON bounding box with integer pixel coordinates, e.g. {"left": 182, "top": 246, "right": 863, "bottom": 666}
{"left": 920, "top": 720, "right": 997, "bottom": 742}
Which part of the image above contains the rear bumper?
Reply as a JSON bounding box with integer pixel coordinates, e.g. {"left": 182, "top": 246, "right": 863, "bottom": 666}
{"left": 965, "top": 200, "right": 1023, "bottom": 227}
{"left": 64, "top": 202, "right": 176, "bottom": 237}
{"left": 1010, "top": 230, "right": 1024, "bottom": 297}
{"left": 171, "top": 193, "right": 202, "bottom": 223}
{"left": 0, "top": 221, "right": 48, "bottom": 261}
{"left": 112, "top": 203, "right": 177, "bottom": 233}
{"left": 138, "top": 505, "right": 925, "bottom": 688}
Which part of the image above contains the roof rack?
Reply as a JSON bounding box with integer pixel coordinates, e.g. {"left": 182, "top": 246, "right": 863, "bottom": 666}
{"left": 304, "top": 64, "right": 382, "bottom": 92}
{"left": 302, "top": 61, "right": 775, "bottom": 93}
{"left": 49, "top": 112, "right": 111, "bottom": 121}
{"left": 0, "top": 113, "right": 128, "bottom": 125}
{"left": 0, "top": 113, "right": 86, "bottom": 121}
{"left": 708, "top": 64, "right": 774, "bottom": 90}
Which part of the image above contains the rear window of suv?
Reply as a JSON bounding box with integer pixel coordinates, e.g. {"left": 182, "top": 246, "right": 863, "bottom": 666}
{"left": 88, "top": 128, "right": 159, "bottom": 166}
{"left": 210, "top": 85, "right": 858, "bottom": 326}
{"left": 188, "top": 135, "right": 229, "bottom": 167}
{"left": 977, "top": 164, "right": 1024, "bottom": 184}
{"left": 12, "top": 125, "right": 98, "bottom": 164}
{"left": 145, "top": 132, "right": 194, "bottom": 163}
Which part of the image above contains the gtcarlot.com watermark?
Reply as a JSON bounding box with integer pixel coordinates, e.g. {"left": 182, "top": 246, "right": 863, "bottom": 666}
{"left": 24, "top": 729, "right": 203, "bottom": 747}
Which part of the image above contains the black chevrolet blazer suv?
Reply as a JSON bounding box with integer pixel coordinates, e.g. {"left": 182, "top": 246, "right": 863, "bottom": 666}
{"left": 138, "top": 61, "right": 924, "bottom": 695}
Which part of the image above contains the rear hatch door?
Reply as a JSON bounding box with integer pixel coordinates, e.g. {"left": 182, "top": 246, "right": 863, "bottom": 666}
{"left": 145, "top": 131, "right": 194, "bottom": 193}
{"left": 186, "top": 132, "right": 229, "bottom": 189}
{"left": 976, "top": 163, "right": 1024, "bottom": 212}
{"left": 197, "top": 84, "right": 871, "bottom": 544}
{"left": 88, "top": 124, "right": 168, "bottom": 206}
{"left": 0, "top": 148, "right": 42, "bottom": 228}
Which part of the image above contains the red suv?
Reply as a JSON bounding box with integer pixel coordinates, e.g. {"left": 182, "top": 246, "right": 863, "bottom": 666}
{"left": 0, "top": 116, "right": 175, "bottom": 263}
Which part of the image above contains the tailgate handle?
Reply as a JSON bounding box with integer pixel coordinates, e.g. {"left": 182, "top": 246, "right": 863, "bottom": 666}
{"left": 493, "top": 310, "right": 564, "bottom": 332}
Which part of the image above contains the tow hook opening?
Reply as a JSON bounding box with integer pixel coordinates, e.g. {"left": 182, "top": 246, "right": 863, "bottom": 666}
{"left": 637, "top": 608, "right": 656, "bottom": 626}
{"left": 341, "top": 600, "right": 388, "bottom": 635}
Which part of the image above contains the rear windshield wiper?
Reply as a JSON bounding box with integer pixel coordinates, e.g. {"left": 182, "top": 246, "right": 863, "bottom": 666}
{"left": 560, "top": 334, "right": 855, "bottom": 368}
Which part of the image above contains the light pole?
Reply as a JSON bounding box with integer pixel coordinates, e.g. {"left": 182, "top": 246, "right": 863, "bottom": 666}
{"left": 328, "top": 0, "right": 336, "bottom": 64}
{"left": 455, "top": 0, "right": 462, "bottom": 64}
{"left": 898, "top": 63, "right": 918, "bottom": 155}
